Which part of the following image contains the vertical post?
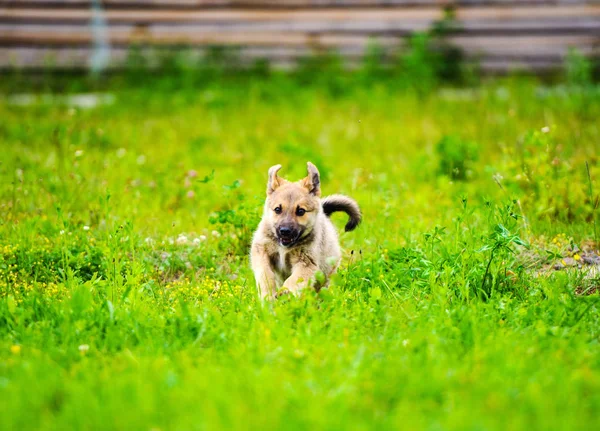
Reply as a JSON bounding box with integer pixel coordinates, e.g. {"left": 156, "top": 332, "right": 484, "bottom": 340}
{"left": 89, "top": 0, "right": 111, "bottom": 75}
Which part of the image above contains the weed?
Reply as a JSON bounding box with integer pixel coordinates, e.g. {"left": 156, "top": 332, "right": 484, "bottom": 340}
{"left": 565, "top": 48, "right": 594, "bottom": 87}
{"left": 435, "top": 135, "right": 480, "bottom": 181}
{"left": 586, "top": 161, "right": 599, "bottom": 245}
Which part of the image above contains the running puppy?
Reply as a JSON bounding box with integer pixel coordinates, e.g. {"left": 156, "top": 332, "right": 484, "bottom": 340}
{"left": 251, "top": 162, "right": 361, "bottom": 299}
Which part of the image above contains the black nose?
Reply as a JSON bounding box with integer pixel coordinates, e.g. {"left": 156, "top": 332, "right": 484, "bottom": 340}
{"left": 279, "top": 226, "right": 293, "bottom": 237}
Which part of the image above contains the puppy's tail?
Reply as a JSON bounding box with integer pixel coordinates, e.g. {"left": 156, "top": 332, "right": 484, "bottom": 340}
{"left": 321, "top": 194, "right": 361, "bottom": 232}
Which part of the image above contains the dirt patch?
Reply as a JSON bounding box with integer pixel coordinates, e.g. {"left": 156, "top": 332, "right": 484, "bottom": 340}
{"left": 522, "top": 237, "right": 600, "bottom": 296}
{"left": 575, "top": 285, "right": 599, "bottom": 296}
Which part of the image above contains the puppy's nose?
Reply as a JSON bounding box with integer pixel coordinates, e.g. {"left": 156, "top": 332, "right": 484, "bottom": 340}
{"left": 279, "top": 226, "right": 293, "bottom": 238}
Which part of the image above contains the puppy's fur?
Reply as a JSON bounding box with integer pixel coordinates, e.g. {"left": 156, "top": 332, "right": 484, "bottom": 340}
{"left": 251, "top": 162, "right": 361, "bottom": 299}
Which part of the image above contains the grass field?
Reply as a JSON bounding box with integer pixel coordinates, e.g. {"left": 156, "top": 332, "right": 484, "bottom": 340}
{"left": 1, "top": 73, "right": 600, "bottom": 430}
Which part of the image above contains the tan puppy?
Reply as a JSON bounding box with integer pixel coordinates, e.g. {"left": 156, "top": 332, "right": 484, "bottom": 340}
{"left": 250, "top": 162, "right": 361, "bottom": 299}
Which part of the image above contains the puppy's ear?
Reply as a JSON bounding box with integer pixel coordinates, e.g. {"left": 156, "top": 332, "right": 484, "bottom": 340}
{"left": 302, "top": 162, "right": 321, "bottom": 196}
{"left": 267, "top": 164, "right": 284, "bottom": 195}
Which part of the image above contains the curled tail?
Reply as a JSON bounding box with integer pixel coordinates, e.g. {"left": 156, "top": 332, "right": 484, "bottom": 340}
{"left": 321, "top": 194, "right": 362, "bottom": 232}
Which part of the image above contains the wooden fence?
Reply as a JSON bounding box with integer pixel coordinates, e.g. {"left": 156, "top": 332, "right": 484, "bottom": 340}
{"left": 1, "top": 0, "right": 599, "bottom": 73}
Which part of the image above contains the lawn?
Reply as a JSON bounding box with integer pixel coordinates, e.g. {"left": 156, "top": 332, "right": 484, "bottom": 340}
{"left": 1, "top": 73, "right": 599, "bottom": 430}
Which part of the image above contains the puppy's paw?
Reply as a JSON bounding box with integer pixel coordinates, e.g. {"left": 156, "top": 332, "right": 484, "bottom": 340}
{"left": 275, "top": 287, "right": 292, "bottom": 299}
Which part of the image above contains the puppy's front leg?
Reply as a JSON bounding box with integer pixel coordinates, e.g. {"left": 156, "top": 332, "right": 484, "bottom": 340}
{"left": 251, "top": 245, "right": 277, "bottom": 300}
{"left": 282, "top": 263, "right": 317, "bottom": 295}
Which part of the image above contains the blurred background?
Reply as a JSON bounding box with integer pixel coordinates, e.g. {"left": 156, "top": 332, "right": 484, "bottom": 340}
{"left": 1, "top": 0, "right": 599, "bottom": 77}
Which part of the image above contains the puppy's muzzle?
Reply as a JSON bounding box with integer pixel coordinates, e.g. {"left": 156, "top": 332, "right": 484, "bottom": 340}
{"left": 276, "top": 225, "right": 299, "bottom": 247}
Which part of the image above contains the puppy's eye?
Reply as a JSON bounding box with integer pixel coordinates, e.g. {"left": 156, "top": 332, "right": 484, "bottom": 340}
{"left": 296, "top": 208, "right": 306, "bottom": 216}
{"left": 274, "top": 206, "right": 282, "bottom": 214}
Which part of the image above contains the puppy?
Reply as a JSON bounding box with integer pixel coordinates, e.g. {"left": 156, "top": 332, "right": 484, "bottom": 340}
{"left": 250, "top": 162, "right": 361, "bottom": 299}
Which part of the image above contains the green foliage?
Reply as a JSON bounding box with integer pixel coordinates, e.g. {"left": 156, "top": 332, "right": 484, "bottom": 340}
{"left": 435, "top": 135, "right": 480, "bottom": 180}
{"left": 397, "top": 33, "right": 441, "bottom": 92}
{"left": 565, "top": 48, "right": 594, "bottom": 87}
{"left": 0, "top": 75, "right": 599, "bottom": 430}
{"left": 294, "top": 50, "right": 349, "bottom": 97}
{"left": 429, "top": 7, "right": 466, "bottom": 83}
{"left": 395, "top": 7, "right": 469, "bottom": 91}
{"left": 500, "top": 127, "right": 595, "bottom": 222}
{"left": 360, "top": 40, "right": 388, "bottom": 82}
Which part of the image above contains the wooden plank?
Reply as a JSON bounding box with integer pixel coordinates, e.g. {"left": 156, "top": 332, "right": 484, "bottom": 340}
{"left": 0, "top": 23, "right": 429, "bottom": 37}
{"left": 1, "top": 21, "right": 596, "bottom": 43}
{"left": 451, "top": 36, "right": 600, "bottom": 56}
{"left": 1, "top": 22, "right": 597, "bottom": 49}
{"left": 2, "top": 24, "right": 598, "bottom": 47}
{"left": 2, "top": 1, "right": 591, "bottom": 8}
{"left": 2, "top": 45, "right": 596, "bottom": 66}
{"left": 458, "top": 19, "right": 600, "bottom": 33}
{"left": 0, "top": 47, "right": 581, "bottom": 76}
{"left": 0, "top": 46, "right": 352, "bottom": 67}
{"left": 0, "top": 7, "right": 441, "bottom": 24}
{"left": 2, "top": 6, "right": 600, "bottom": 24}
{"left": 0, "top": 28, "right": 402, "bottom": 47}
{"left": 0, "top": 46, "right": 577, "bottom": 65}
{"left": 2, "top": 17, "right": 599, "bottom": 36}
{"left": 478, "top": 59, "right": 563, "bottom": 72}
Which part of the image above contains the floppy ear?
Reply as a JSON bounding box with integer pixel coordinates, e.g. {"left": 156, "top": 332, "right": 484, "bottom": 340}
{"left": 267, "top": 164, "right": 283, "bottom": 195}
{"left": 302, "top": 162, "right": 321, "bottom": 196}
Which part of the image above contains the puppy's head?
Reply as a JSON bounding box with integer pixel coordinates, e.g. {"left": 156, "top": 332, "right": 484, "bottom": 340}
{"left": 264, "top": 162, "right": 321, "bottom": 247}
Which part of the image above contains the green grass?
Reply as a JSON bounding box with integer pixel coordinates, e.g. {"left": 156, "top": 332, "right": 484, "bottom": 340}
{"left": 1, "top": 75, "right": 599, "bottom": 430}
